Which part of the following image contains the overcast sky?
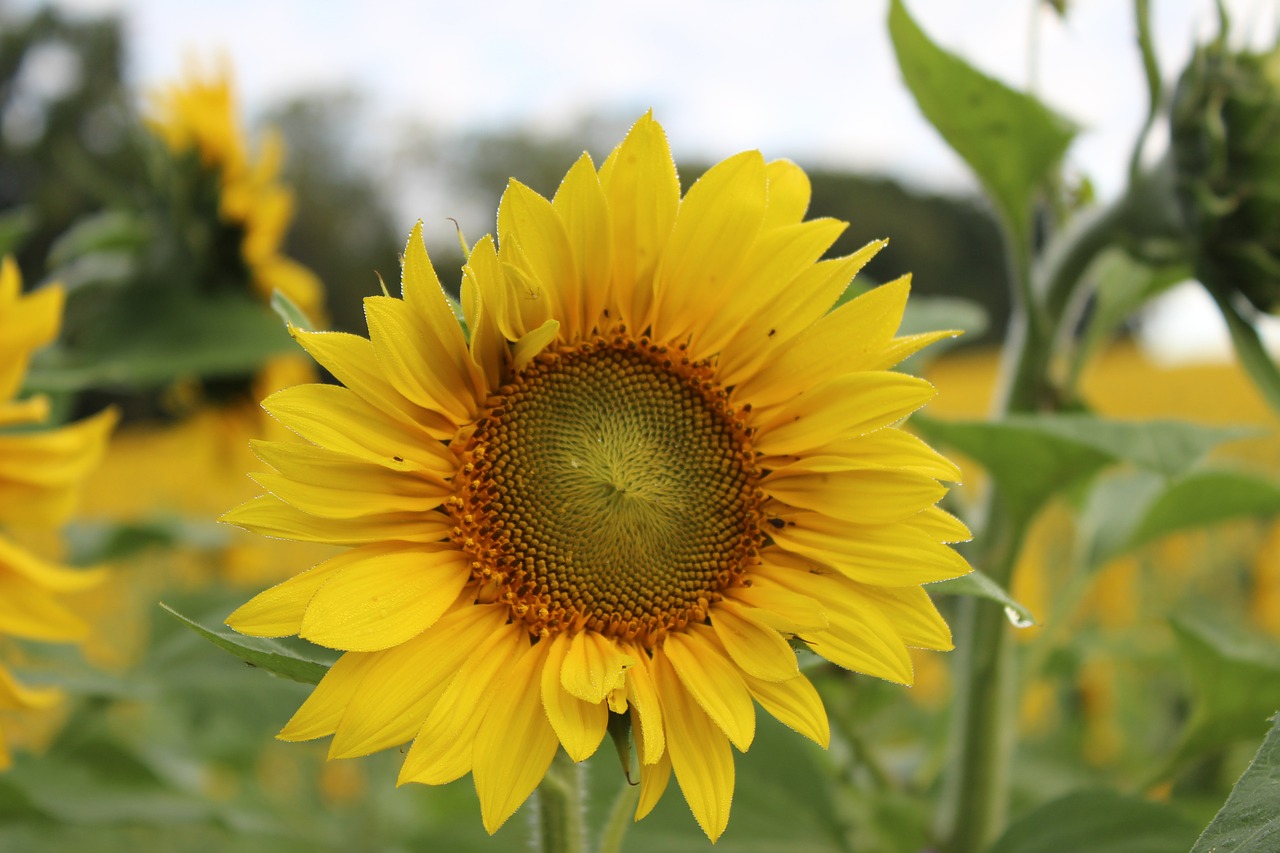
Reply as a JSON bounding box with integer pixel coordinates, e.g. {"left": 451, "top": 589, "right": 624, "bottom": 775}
{"left": 16, "top": 0, "right": 1280, "bottom": 361}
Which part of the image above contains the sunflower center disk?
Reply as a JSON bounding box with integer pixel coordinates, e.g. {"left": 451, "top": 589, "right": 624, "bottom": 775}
{"left": 450, "top": 337, "right": 764, "bottom": 646}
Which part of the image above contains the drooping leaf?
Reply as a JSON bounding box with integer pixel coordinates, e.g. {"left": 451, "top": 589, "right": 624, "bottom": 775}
{"left": 26, "top": 288, "right": 295, "bottom": 391}
{"left": 1128, "top": 470, "right": 1280, "bottom": 550}
{"left": 0, "top": 206, "right": 36, "bottom": 257}
{"left": 888, "top": 0, "right": 1076, "bottom": 245}
{"left": 160, "top": 604, "right": 328, "bottom": 686}
{"left": 931, "top": 568, "right": 1034, "bottom": 627}
{"left": 986, "top": 788, "right": 1199, "bottom": 853}
{"left": 1192, "top": 713, "right": 1280, "bottom": 852}
{"left": 271, "top": 289, "right": 315, "bottom": 333}
{"left": 1168, "top": 618, "right": 1280, "bottom": 775}
{"left": 912, "top": 413, "right": 1255, "bottom": 527}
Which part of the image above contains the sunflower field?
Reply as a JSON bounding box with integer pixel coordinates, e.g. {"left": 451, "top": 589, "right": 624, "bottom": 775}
{"left": 2, "top": 2, "right": 1279, "bottom": 852}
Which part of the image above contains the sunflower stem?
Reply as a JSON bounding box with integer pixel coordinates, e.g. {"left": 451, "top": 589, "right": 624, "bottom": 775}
{"left": 534, "top": 751, "right": 585, "bottom": 853}
{"left": 939, "top": 176, "right": 1132, "bottom": 852}
{"left": 598, "top": 776, "right": 640, "bottom": 853}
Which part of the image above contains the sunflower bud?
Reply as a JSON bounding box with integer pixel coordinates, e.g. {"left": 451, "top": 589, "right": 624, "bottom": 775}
{"left": 1170, "top": 27, "right": 1280, "bottom": 312}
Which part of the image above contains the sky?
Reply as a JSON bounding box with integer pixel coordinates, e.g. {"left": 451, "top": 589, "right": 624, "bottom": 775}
{"left": 14, "top": 0, "right": 1280, "bottom": 361}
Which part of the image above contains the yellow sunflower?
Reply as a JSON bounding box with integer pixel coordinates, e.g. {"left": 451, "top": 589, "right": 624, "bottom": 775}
{"left": 0, "top": 256, "right": 116, "bottom": 771}
{"left": 147, "top": 59, "right": 325, "bottom": 323}
{"left": 225, "top": 114, "right": 971, "bottom": 840}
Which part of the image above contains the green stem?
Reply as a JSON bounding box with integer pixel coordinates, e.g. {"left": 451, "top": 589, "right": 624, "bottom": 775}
{"left": 598, "top": 777, "right": 640, "bottom": 853}
{"left": 534, "top": 751, "right": 585, "bottom": 853}
{"left": 940, "top": 185, "right": 1134, "bottom": 853}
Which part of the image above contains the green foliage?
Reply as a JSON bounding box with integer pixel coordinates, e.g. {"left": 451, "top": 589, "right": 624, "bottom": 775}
{"left": 1169, "top": 618, "right": 1280, "bottom": 775}
{"left": 161, "top": 604, "right": 329, "bottom": 687}
{"left": 1193, "top": 714, "right": 1280, "bottom": 853}
{"left": 986, "top": 789, "right": 1199, "bottom": 853}
{"left": 888, "top": 0, "right": 1076, "bottom": 246}
{"left": 913, "top": 413, "right": 1250, "bottom": 528}
{"left": 933, "top": 570, "right": 1035, "bottom": 627}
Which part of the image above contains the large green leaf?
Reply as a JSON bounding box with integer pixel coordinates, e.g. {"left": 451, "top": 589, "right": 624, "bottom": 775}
{"left": 160, "top": 604, "right": 329, "bottom": 686}
{"left": 1193, "top": 714, "right": 1280, "bottom": 852}
{"left": 1168, "top": 618, "right": 1280, "bottom": 774}
{"left": 26, "top": 288, "right": 296, "bottom": 391}
{"left": 888, "top": 0, "right": 1076, "bottom": 245}
{"left": 913, "top": 414, "right": 1254, "bottom": 527}
{"left": 986, "top": 789, "right": 1199, "bottom": 853}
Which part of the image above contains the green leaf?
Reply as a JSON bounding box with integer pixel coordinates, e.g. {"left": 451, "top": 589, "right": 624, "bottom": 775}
{"left": 1074, "top": 251, "right": 1185, "bottom": 377}
{"left": 1129, "top": 470, "right": 1280, "bottom": 551}
{"left": 64, "top": 517, "right": 230, "bottom": 565}
{"left": 888, "top": 0, "right": 1076, "bottom": 245}
{"left": 160, "top": 603, "right": 329, "bottom": 686}
{"left": 26, "top": 288, "right": 296, "bottom": 391}
{"left": 986, "top": 789, "right": 1199, "bottom": 853}
{"left": 931, "top": 569, "right": 1035, "bottom": 627}
{"left": 1169, "top": 618, "right": 1280, "bottom": 774}
{"left": 47, "top": 210, "right": 151, "bottom": 272}
{"left": 271, "top": 288, "right": 315, "bottom": 333}
{"left": 912, "top": 413, "right": 1254, "bottom": 527}
{"left": 1193, "top": 713, "right": 1280, "bottom": 852}
{"left": 899, "top": 295, "right": 988, "bottom": 371}
{"left": 1211, "top": 286, "right": 1280, "bottom": 415}
{"left": 0, "top": 206, "right": 37, "bottom": 257}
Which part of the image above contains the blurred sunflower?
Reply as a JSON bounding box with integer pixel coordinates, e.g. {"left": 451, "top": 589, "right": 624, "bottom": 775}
{"left": 226, "top": 114, "right": 970, "bottom": 840}
{"left": 147, "top": 59, "right": 324, "bottom": 321}
{"left": 0, "top": 257, "right": 116, "bottom": 770}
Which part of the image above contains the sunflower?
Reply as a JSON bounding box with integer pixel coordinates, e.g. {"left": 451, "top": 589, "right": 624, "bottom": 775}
{"left": 226, "top": 114, "right": 971, "bottom": 840}
{"left": 147, "top": 60, "right": 324, "bottom": 323}
{"left": 0, "top": 257, "right": 116, "bottom": 771}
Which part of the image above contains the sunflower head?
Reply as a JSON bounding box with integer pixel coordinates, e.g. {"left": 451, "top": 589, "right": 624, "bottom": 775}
{"left": 147, "top": 61, "right": 325, "bottom": 323}
{"left": 0, "top": 256, "right": 114, "bottom": 771}
{"left": 226, "top": 114, "right": 970, "bottom": 841}
{"left": 1171, "top": 26, "right": 1280, "bottom": 312}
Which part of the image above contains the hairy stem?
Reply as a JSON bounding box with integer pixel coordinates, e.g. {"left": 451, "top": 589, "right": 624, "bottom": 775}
{"left": 534, "top": 751, "right": 585, "bottom": 853}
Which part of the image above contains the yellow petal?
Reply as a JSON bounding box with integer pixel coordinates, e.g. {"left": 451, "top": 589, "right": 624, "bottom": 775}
{"left": 663, "top": 625, "right": 755, "bottom": 750}
{"left": 764, "top": 427, "right": 962, "bottom": 483}
{"left": 278, "top": 651, "right": 376, "bottom": 741}
{"left": 762, "top": 159, "right": 811, "bottom": 227}
{"left": 364, "top": 295, "right": 477, "bottom": 424}
{"left": 400, "top": 222, "right": 481, "bottom": 396}
{"left": 552, "top": 152, "right": 612, "bottom": 336}
{"left": 541, "top": 633, "right": 608, "bottom": 762}
{"left": 727, "top": 574, "right": 828, "bottom": 633}
{"left": 330, "top": 603, "right": 508, "bottom": 758}
{"left": 763, "top": 468, "right": 948, "bottom": 525}
{"left": 736, "top": 276, "right": 913, "bottom": 409}
{"left": 763, "top": 567, "right": 915, "bottom": 684}
{"left": 460, "top": 269, "right": 503, "bottom": 391}
{"left": 653, "top": 648, "right": 735, "bottom": 842}
{"left": 751, "top": 372, "right": 936, "bottom": 458}
{"left": 767, "top": 513, "right": 971, "bottom": 587}
{"left": 498, "top": 179, "right": 578, "bottom": 336}
{"left": 624, "top": 648, "right": 665, "bottom": 765}
{"left": 263, "top": 384, "right": 457, "bottom": 475}
{"left": 511, "top": 318, "right": 560, "bottom": 374}
{"left": 221, "top": 494, "right": 451, "bottom": 546}
{"left": 855, "top": 584, "right": 954, "bottom": 651}
{"left": 251, "top": 442, "right": 449, "bottom": 519}
{"left": 598, "top": 112, "right": 680, "bottom": 330}
{"left": 290, "top": 328, "right": 457, "bottom": 440}
{"left": 474, "top": 638, "right": 561, "bottom": 835}
{"left": 0, "top": 573, "right": 87, "bottom": 641}
{"left": 0, "top": 536, "right": 105, "bottom": 593}
{"left": 632, "top": 705, "right": 672, "bottom": 820}
{"left": 398, "top": 624, "right": 525, "bottom": 786}
{"left": 0, "top": 662, "right": 62, "bottom": 711}
{"left": 742, "top": 671, "right": 830, "bottom": 748}
{"left": 300, "top": 543, "right": 471, "bottom": 652}
{"left": 690, "top": 218, "right": 846, "bottom": 361}
{"left": 710, "top": 598, "right": 799, "bottom": 682}
{"left": 562, "top": 630, "right": 634, "bottom": 704}
{"left": 225, "top": 552, "right": 347, "bottom": 637}
{"left": 653, "top": 150, "right": 766, "bottom": 341}
{"left": 718, "top": 241, "right": 886, "bottom": 386}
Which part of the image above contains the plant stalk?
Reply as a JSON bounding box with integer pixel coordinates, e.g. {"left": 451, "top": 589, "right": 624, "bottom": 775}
{"left": 535, "top": 750, "right": 585, "bottom": 853}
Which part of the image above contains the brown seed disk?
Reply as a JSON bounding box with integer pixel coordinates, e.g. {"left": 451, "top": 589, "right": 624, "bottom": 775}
{"left": 450, "top": 335, "right": 764, "bottom": 648}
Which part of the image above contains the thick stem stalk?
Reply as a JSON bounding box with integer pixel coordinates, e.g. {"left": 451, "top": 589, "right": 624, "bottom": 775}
{"left": 534, "top": 751, "right": 585, "bottom": 853}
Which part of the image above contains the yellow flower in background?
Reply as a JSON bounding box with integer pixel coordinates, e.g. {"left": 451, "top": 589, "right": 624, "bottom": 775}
{"left": 0, "top": 257, "right": 116, "bottom": 771}
{"left": 225, "top": 114, "right": 970, "bottom": 840}
{"left": 147, "top": 59, "right": 324, "bottom": 323}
